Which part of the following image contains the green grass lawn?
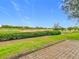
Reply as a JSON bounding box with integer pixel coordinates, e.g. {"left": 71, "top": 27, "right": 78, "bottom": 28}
{"left": 0, "top": 33, "right": 79, "bottom": 59}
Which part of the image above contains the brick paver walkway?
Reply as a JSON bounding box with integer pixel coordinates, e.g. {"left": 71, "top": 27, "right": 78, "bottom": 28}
{"left": 19, "top": 40, "right": 79, "bottom": 59}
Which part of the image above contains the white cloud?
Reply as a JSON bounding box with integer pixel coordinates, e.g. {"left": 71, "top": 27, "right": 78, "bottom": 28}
{"left": 10, "top": 0, "right": 31, "bottom": 21}
{"left": 11, "top": 0, "right": 20, "bottom": 11}
{"left": 10, "top": 0, "right": 22, "bottom": 17}
{"left": 0, "top": 6, "right": 11, "bottom": 17}
{"left": 0, "top": 6, "right": 6, "bottom": 10}
{"left": 0, "top": 25, "right": 2, "bottom": 27}
{"left": 21, "top": 16, "right": 31, "bottom": 26}
{"left": 25, "top": 16, "right": 30, "bottom": 20}
{"left": 24, "top": 0, "right": 30, "bottom": 5}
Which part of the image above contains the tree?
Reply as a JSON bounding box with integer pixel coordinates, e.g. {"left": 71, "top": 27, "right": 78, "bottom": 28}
{"left": 53, "top": 23, "right": 65, "bottom": 31}
{"left": 67, "top": 27, "right": 73, "bottom": 31}
{"left": 53, "top": 23, "right": 60, "bottom": 30}
{"left": 62, "top": 0, "right": 79, "bottom": 21}
{"left": 73, "top": 26, "right": 79, "bottom": 31}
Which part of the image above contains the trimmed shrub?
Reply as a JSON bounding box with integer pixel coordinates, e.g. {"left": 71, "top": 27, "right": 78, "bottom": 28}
{"left": 0, "top": 31, "right": 61, "bottom": 41}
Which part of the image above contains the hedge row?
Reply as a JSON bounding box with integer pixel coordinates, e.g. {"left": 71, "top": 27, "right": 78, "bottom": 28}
{"left": 0, "top": 31, "right": 61, "bottom": 41}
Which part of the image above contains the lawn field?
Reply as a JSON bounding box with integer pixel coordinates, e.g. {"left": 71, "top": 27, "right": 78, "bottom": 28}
{"left": 0, "top": 32, "right": 79, "bottom": 59}
{"left": 0, "top": 36, "right": 63, "bottom": 59}
{"left": 0, "top": 28, "right": 52, "bottom": 33}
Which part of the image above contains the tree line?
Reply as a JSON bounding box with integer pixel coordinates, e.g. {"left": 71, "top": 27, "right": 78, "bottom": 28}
{"left": 0, "top": 25, "right": 48, "bottom": 29}
{"left": 0, "top": 25, "right": 79, "bottom": 31}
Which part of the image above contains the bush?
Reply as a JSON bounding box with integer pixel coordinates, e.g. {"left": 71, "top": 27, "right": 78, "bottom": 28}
{"left": 0, "top": 31, "right": 61, "bottom": 41}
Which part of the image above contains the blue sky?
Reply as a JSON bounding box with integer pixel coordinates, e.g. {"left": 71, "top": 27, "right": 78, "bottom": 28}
{"left": 0, "top": 0, "right": 77, "bottom": 27}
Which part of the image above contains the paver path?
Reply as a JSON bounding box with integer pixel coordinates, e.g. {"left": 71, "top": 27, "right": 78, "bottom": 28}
{"left": 19, "top": 40, "right": 79, "bottom": 59}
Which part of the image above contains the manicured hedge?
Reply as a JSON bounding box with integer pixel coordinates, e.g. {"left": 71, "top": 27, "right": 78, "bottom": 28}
{"left": 0, "top": 31, "right": 61, "bottom": 41}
